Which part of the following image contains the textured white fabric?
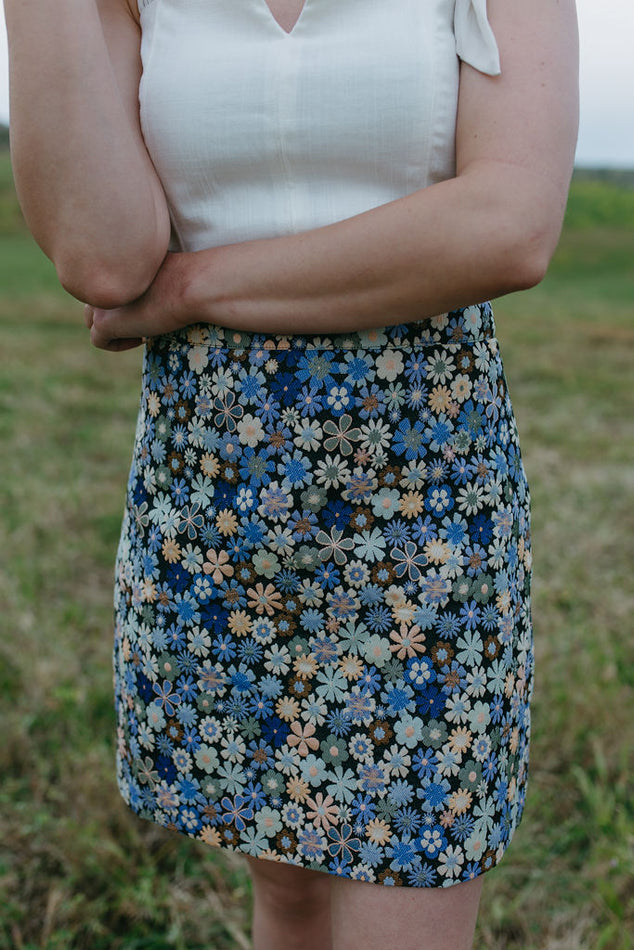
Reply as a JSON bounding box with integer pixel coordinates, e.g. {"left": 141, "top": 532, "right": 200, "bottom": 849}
{"left": 138, "top": 0, "right": 501, "bottom": 252}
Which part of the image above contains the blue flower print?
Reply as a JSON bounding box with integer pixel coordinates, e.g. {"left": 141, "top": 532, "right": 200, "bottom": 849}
{"left": 114, "top": 305, "right": 532, "bottom": 888}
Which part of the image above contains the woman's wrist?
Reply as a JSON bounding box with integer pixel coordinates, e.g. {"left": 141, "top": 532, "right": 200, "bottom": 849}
{"left": 177, "top": 249, "right": 218, "bottom": 327}
{"left": 181, "top": 244, "right": 255, "bottom": 331}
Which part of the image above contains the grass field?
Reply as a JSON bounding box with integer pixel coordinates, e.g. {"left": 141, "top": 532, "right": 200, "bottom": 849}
{"left": 1, "top": 151, "right": 633, "bottom": 949}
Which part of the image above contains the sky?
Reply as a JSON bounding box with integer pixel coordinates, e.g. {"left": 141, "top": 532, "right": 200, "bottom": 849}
{"left": 0, "top": 0, "right": 633, "bottom": 167}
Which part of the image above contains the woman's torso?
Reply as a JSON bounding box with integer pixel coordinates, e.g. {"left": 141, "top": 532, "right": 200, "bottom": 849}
{"left": 137, "top": 0, "right": 499, "bottom": 252}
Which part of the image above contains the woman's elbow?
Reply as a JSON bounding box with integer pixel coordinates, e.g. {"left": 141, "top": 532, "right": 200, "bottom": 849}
{"left": 507, "top": 240, "right": 552, "bottom": 294}
{"left": 467, "top": 163, "right": 570, "bottom": 297}
{"left": 56, "top": 249, "right": 165, "bottom": 309}
{"left": 57, "top": 266, "right": 146, "bottom": 310}
{"left": 500, "top": 209, "right": 563, "bottom": 294}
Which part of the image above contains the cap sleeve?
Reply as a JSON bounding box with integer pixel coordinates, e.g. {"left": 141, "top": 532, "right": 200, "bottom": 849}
{"left": 454, "top": 0, "right": 501, "bottom": 76}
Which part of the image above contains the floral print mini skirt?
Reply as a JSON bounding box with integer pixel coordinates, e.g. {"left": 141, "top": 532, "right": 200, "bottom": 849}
{"left": 113, "top": 303, "right": 533, "bottom": 887}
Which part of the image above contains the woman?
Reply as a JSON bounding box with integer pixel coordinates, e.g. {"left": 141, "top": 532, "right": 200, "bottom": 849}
{"left": 6, "top": 0, "right": 578, "bottom": 946}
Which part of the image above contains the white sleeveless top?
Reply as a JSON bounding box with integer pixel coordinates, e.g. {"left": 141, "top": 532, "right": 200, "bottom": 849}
{"left": 137, "top": 0, "right": 500, "bottom": 252}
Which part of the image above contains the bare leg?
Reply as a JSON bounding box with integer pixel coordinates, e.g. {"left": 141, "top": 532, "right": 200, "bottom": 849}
{"left": 331, "top": 874, "right": 484, "bottom": 950}
{"left": 246, "top": 856, "right": 333, "bottom": 950}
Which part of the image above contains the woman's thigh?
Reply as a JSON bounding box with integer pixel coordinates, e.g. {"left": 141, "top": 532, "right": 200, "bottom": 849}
{"left": 246, "top": 855, "right": 332, "bottom": 913}
{"left": 330, "top": 874, "right": 484, "bottom": 950}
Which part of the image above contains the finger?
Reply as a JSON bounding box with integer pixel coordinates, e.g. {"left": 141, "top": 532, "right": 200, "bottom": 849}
{"left": 90, "top": 319, "right": 145, "bottom": 351}
{"left": 104, "top": 337, "right": 145, "bottom": 352}
{"left": 89, "top": 306, "right": 137, "bottom": 349}
{"left": 84, "top": 304, "right": 94, "bottom": 329}
{"left": 90, "top": 300, "right": 158, "bottom": 345}
{"left": 90, "top": 331, "right": 145, "bottom": 352}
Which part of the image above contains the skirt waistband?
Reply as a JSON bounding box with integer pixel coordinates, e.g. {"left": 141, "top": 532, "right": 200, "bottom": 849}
{"left": 152, "top": 303, "right": 496, "bottom": 353}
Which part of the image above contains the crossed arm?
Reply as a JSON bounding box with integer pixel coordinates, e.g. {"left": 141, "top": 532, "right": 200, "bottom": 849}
{"left": 5, "top": 0, "right": 579, "bottom": 350}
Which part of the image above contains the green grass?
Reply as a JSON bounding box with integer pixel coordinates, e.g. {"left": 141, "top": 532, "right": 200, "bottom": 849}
{"left": 1, "top": 151, "right": 633, "bottom": 949}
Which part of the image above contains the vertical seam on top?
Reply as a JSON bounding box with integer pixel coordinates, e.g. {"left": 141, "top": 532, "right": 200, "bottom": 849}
{"left": 275, "top": 39, "right": 301, "bottom": 233}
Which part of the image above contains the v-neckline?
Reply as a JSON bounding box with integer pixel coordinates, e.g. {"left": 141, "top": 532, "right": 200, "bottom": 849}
{"left": 261, "top": 0, "right": 309, "bottom": 36}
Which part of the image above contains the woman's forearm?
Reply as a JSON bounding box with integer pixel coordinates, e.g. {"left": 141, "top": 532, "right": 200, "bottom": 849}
{"left": 88, "top": 158, "right": 566, "bottom": 351}
{"left": 5, "top": 0, "right": 170, "bottom": 307}
{"left": 181, "top": 160, "right": 563, "bottom": 336}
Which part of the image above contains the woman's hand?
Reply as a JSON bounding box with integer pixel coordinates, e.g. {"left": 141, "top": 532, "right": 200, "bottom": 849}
{"left": 85, "top": 252, "right": 195, "bottom": 351}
